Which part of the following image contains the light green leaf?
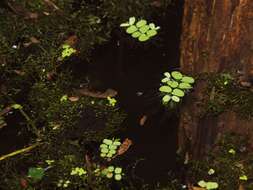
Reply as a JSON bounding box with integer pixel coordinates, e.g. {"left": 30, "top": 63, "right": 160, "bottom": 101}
{"left": 162, "top": 95, "right": 171, "bottom": 103}
{"left": 60, "top": 95, "right": 68, "bottom": 102}
{"left": 164, "top": 72, "right": 171, "bottom": 78}
{"left": 206, "top": 182, "right": 219, "bottom": 189}
{"left": 101, "top": 148, "right": 109, "bottom": 153}
{"left": 132, "top": 31, "right": 141, "bottom": 38}
{"left": 159, "top": 86, "right": 172, "bottom": 93}
{"left": 129, "top": 17, "right": 136, "bottom": 25}
{"left": 239, "top": 175, "right": 248, "bottom": 181}
{"left": 109, "top": 149, "right": 116, "bottom": 155}
{"left": 138, "top": 34, "right": 149, "bottom": 42}
{"left": 107, "top": 153, "right": 113, "bottom": 158}
{"left": 139, "top": 25, "right": 150, "bottom": 33}
{"left": 11, "top": 104, "right": 23, "bottom": 109}
{"left": 100, "top": 153, "right": 106, "bottom": 157}
{"left": 172, "top": 96, "right": 180, "bottom": 102}
{"left": 228, "top": 148, "right": 236, "bottom": 155}
{"left": 179, "top": 82, "right": 192, "bottom": 89}
{"left": 172, "top": 89, "right": 185, "bottom": 97}
{"left": 100, "top": 144, "right": 108, "bottom": 148}
{"left": 136, "top": 19, "right": 147, "bottom": 28}
{"left": 103, "top": 139, "right": 113, "bottom": 145}
{"left": 161, "top": 77, "right": 170, "bottom": 83}
{"left": 126, "top": 25, "right": 138, "bottom": 34}
{"left": 114, "top": 174, "right": 122, "bottom": 181}
{"left": 167, "top": 81, "right": 179, "bottom": 88}
{"left": 109, "top": 145, "right": 117, "bottom": 150}
{"left": 146, "top": 29, "right": 157, "bottom": 37}
{"left": 181, "top": 76, "right": 195, "bottom": 84}
{"left": 208, "top": 168, "right": 215, "bottom": 175}
{"left": 171, "top": 71, "right": 183, "bottom": 80}
{"left": 198, "top": 180, "right": 206, "bottom": 187}
{"left": 113, "top": 141, "right": 121, "bottom": 146}
{"left": 114, "top": 167, "right": 122, "bottom": 174}
{"left": 149, "top": 23, "right": 155, "bottom": 29}
{"left": 108, "top": 166, "right": 114, "bottom": 172}
{"left": 106, "top": 172, "right": 113, "bottom": 178}
{"left": 120, "top": 23, "right": 130, "bottom": 27}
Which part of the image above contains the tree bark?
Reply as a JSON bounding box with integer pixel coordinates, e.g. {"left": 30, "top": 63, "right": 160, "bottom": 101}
{"left": 178, "top": 0, "right": 253, "bottom": 157}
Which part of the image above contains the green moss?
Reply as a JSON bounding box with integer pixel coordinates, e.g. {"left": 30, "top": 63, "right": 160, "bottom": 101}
{"left": 202, "top": 73, "right": 253, "bottom": 119}
{"left": 187, "top": 133, "right": 253, "bottom": 190}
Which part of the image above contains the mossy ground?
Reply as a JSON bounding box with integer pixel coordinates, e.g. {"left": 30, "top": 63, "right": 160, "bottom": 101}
{"left": 0, "top": 1, "right": 252, "bottom": 190}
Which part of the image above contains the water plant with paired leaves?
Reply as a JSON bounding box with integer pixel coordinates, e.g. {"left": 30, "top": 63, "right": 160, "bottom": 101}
{"left": 159, "top": 71, "right": 195, "bottom": 106}
{"left": 120, "top": 17, "right": 160, "bottom": 42}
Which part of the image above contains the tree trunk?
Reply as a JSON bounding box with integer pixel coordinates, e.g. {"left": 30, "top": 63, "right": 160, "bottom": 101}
{"left": 178, "top": 0, "right": 253, "bottom": 157}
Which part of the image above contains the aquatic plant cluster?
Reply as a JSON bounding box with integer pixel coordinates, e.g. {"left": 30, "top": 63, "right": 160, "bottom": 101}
{"left": 159, "top": 71, "right": 195, "bottom": 106}
{"left": 120, "top": 17, "right": 160, "bottom": 42}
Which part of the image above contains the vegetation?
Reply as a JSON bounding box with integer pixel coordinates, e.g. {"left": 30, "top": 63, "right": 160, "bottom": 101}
{"left": 0, "top": 0, "right": 252, "bottom": 190}
{"left": 159, "top": 71, "right": 195, "bottom": 106}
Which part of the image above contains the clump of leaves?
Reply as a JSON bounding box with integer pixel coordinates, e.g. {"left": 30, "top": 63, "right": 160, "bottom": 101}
{"left": 101, "top": 166, "right": 123, "bottom": 181}
{"left": 159, "top": 71, "right": 195, "bottom": 106}
{"left": 120, "top": 17, "right": 160, "bottom": 42}
{"left": 61, "top": 44, "right": 76, "bottom": 59}
{"left": 107, "top": 97, "right": 117, "bottom": 107}
{"left": 100, "top": 138, "right": 121, "bottom": 158}
{"left": 70, "top": 167, "right": 87, "bottom": 176}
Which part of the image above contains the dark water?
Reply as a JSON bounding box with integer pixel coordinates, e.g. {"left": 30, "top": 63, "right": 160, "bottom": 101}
{"left": 86, "top": 0, "right": 185, "bottom": 186}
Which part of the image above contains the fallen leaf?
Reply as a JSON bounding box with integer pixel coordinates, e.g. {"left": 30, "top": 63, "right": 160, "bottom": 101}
{"left": 68, "top": 96, "right": 79, "bottom": 102}
{"left": 64, "top": 35, "right": 78, "bottom": 47}
{"left": 20, "top": 178, "right": 28, "bottom": 189}
{"left": 139, "top": 115, "right": 148, "bottom": 126}
{"left": 117, "top": 138, "right": 132, "bottom": 156}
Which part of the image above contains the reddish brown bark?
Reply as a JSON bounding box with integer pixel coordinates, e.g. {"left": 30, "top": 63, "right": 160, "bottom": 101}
{"left": 178, "top": 0, "right": 253, "bottom": 157}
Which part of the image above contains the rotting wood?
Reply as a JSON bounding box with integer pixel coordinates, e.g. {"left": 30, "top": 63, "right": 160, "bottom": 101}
{"left": 178, "top": 0, "right": 253, "bottom": 158}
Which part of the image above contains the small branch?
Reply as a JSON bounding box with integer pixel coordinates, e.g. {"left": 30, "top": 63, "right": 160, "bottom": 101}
{"left": 0, "top": 143, "right": 41, "bottom": 161}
